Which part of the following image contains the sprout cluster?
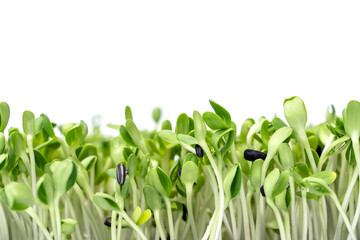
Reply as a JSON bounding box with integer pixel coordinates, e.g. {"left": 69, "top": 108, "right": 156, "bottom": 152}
{"left": 1, "top": 97, "right": 360, "bottom": 240}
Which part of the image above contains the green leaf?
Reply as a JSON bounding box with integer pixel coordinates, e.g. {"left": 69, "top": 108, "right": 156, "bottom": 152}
{"left": 310, "top": 171, "right": 336, "bottom": 185}
{"left": 0, "top": 102, "right": 10, "bottom": 132}
{"left": 272, "top": 171, "right": 289, "bottom": 198}
{"left": 22, "top": 110, "right": 35, "bottom": 136}
{"left": 61, "top": 218, "right": 77, "bottom": 235}
{"left": 295, "top": 162, "right": 310, "bottom": 178}
{"left": 283, "top": 96, "right": 307, "bottom": 133}
{"left": 250, "top": 159, "right": 263, "bottom": 190}
{"left": 158, "top": 130, "right": 179, "bottom": 144}
{"left": 267, "top": 127, "right": 293, "bottom": 160}
{"left": 65, "top": 124, "right": 83, "bottom": 147}
{"left": 40, "top": 114, "right": 56, "bottom": 138}
{"left": 10, "top": 132, "right": 26, "bottom": 157}
{"left": 272, "top": 117, "right": 287, "bottom": 130}
{"left": 127, "top": 154, "right": 138, "bottom": 178}
{"left": 152, "top": 108, "right": 162, "bottom": 123}
{"left": 193, "top": 111, "right": 207, "bottom": 144}
{"left": 344, "top": 100, "right": 360, "bottom": 137}
{"left": 36, "top": 173, "right": 54, "bottom": 205}
{"left": 132, "top": 206, "right": 142, "bottom": 223}
{"left": 2, "top": 182, "right": 34, "bottom": 211}
{"left": 34, "top": 149, "right": 47, "bottom": 170}
{"left": 239, "top": 118, "right": 255, "bottom": 144}
{"left": 275, "top": 190, "right": 289, "bottom": 212}
{"left": 203, "top": 112, "right": 228, "bottom": 130}
{"left": 304, "top": 177, "right": 332, "bottom": 196}
{"left": 125, "top": 106, "right": 133, "bottom": 121}
{"left": 119, "top": 125, "right": 136, "bottom": 147}
{"left": 260, "top": 120, "right": 270, "bottom": 146}
{"left": 181, "top": 161, "right": 200, "bottom": 186}
{"left": 223, "top": 164, "right": 242, "bottom": 202}
{"left": 183, "top": 153, "right": 199, "bottom": 165}
{"left": 34, "top": 117, "right": 44, "bottom": 135}
{"left": 264, "top": 168, "right": 280, "bottom": 199}
{"left": 81, "top": 155, "right": 97, "bottom": 171}
{"left": 161, "top": 120, "right": 172, "bottom": 130}
{"left": 107, "top": 168, "right": 116, "bottom": 179}
{"left": 52, "top": 159, "right": 77, "bottom": 196}
{"left": 148, "top": 168, "right": 172, "bottom": 197}
{"left": 209, "top": 100, "right": 231, "bottom": 127}
{"left": 143, "top": 185, "right": 162, "bottom": 211}
{"left": 176, "top": 113, "right": 189, "bottom": 134}
{"left": 177, "top": 134, "right": 198, "bottom": 146}
{"left": 93, "top": 193, "right": 119, "bottom": 211}
{"left": 136, "top": 209, "right": 152, "bottom": 225}
{"left": 125, "top": 120, "right": 148, "bottom": 153}
{"left": 277, "top": 143, "right": 294, "bottom": 170}
{"left": 77, "top": 144, "right": 97, "bottom": 161}
{"left": 0, "top": 132, "right": 5, "bottom": 154}
{"left": 0, "top": 153, "right": 6, "bottom": 171}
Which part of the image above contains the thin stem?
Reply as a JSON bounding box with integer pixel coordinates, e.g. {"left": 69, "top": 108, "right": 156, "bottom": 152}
{"left": 330, "top": 192, "right": 357, "bottom": 240}
{"left": 186, "top": 185, "right": 198, "bottom": 240}
{"left": 0, "top": 203, "right": 9, "bottom": 240}
{"left": 153, "top": 210, "right": 167, "bottom": 240}
{"left": 54, "top": 196, "right": 62, "bottom": 240}
{"left": 27, "top": 135, "right": 38, "bottom": 240}
{"left": 289, "top": 177, "right": 297, "bottom": 240}
{"left": 201, "top": 143, "right": 224, "bottom": 240}
{"left": 282, "top": 210, "right": 291, "bottom": 240}
{"left": 25, "top": 208, "right": 52, "bottom": 240}
{"left": 301, "top": 189, "right": 308, "bottom": 240}
{"left": 117, "top": 214, "right": 122, "bottom": 240}
{"left": 130, "top": 178, "right": 138, "bottom": 210}
{"left": 229, "top": 201, "right": 238, "bottom": 239}
{"left": 246, "top": 188, "right": 256, "bottom": 239}
{"left": 111, "top": 211, "right": 117, "bottom": 240}
{"left": 349, "top": 136, "right": 360, "bottom": 237}
{"left": 266, "top": 200, "right": 286, "bottom": 240}
{"left": 164, "top": 197, "right": 175, "bottom": 240}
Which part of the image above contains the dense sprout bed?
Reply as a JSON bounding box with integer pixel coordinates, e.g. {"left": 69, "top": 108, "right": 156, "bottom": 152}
{"left": 0, "top": 97, "right": 360, "bottom": 240}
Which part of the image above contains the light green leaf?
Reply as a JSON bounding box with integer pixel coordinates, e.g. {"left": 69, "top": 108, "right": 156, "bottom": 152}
{"left": 2, "top": 182, "right": 34, "bottom": 211}
{"left": 267, "top": 127, "right": 293, "bottom": 160}
{"left": 283, "top": 96, "right": 307, "bottom": 132}
{"left": 40, "top": 114, "right": 56, "bottom": 138}
{"left": 136, "top": 209, "right": 152, "bottom": 225}
{"left": 310, "top": 171, "right": 336, "bottom": 185}
{"left": 125, "top": 106, "right": 133, "bottom": 121}
{"left": 223, "top": 164, "right": 242, "bottom": 202}
{"left": 176, "top": 113, "right": 189, "bottom": 134}
{"left": 250, "top": 159, "right": 263, "bottom": 190}
{"left": 181, "top": 161, "right": 199, "bottom": 185}
{"left": 125, "top": 120, "right": 148, "bottom": 153}
{"left": 264, "top": 168, "right": 280, "bottom": 199}
{"left": 52, "top": 158, "right": 77, "bottom": 196}
{"left": 0, "top": 102, "right": 10, "bottom": 133}
{"left": 177, "top": 134, "right": 198, "bottom": 146}
{"left": 143, "top": 185, "right": 162, "bottom": 211}
{"left": 193, "top": 111, "right": 207, "bottom": 144}
{"left": 203, "top": 112, "right": 228, "bottom": 130}
{"left": 93, "top": 193, "right": 119, "bottom": 211}
{"left": 22, "top": 110, "right": 35, "bottom": 136}
{"left": 36, "top": 173, "right": 54, "bottom": 205}
{"left": 152, "top": 108, "right": 161, "bottom": 123}
{"left": 209, "top": 100, "right": 231, "bottom": 127}
{"left": 61, "top": 218, "right": 77, "bottom": 235}
{"left": 278, "top": 143, "right": 294, "bottom": 170}
{"left": 158, "top": 130, "right": 179, "bottom": 144}
{"left": 65, "top": 124, "right": 83, "bottom": 147}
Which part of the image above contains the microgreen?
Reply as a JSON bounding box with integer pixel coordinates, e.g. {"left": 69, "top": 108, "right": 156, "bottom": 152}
{"left": 2, "top": 98, "right": 360, "bottom": 240}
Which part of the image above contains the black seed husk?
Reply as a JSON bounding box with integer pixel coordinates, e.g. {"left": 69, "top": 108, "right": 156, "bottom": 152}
{"left": 182, "top": 203, "right": 188, "bottom": 221}
{"left": 260, "top": 185, "right": 265, "bottom": 197}
{"left": 177, "top": 167, "right": 182, "bottom": 178}
{"left": 195, "top": 144, "right": 204, "bottom": 158}
{"left": 244, "top": 149, "right": 267, "bottom": 161}
{"left": 116, "top": 163, "right": 128, "bottom": 185}
{"left": 104, "top": 217, "right": 112, "bottom": 227}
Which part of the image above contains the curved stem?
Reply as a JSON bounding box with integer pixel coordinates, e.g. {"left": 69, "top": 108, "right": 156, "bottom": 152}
{"left": 27, "top": 136, "right": 38, "bottom": 240}
{"left": 186, "top": 185, "right": 198, "bottom": 240}
{"left": 301, "top": 189, "right": 308, "bottom": 240}
{"left": 153, "top": 210, "right": 167, "bottom": 240}
{"left": 116, "top": 214, "right": 122, "bottom": 240}
{"left": 25, "top": 208, "right": 52, "bottom": 240}
{"left": 266, "top": 200, "right": 286, "bottom": 240}
{"left": 164, "top": 197, "right": 175, "bottom": 240}
{"left": 289, "top": 177, "right": 297, "bottom": 240}
{"left": 111, "top": 211, "right": 117, "bottom": 240}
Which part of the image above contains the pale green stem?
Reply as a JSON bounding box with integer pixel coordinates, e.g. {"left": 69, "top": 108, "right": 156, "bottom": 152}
{"left": 130, "top": 178, "right": 138, "bottom": 210}
{"left": 164, "top": 197, "right": 175, "bottom": 240}
{"left": 231, "top": 143, "right": 250, "bottom": 239}
{"left": 0, "top": 203, "right": 9, "bottom": 240}
{"left": 64, "top": 195, "right": 82, "bottom": 240}
{"left": 201, "top": 143, "right": 224, "bottom": 240}
{"left": 229, "top": 201, "right": 238, "bottom": 239}
{"left": 349, "top": 136, "right": 360, "bottom": 237}
{"left": 186, "top": 185, "right": 198, "bottom": 240}
{"left": 330, "top": 192, "right": 357, "bottom": 240}
{"left": 317, "top": 198, "right": 327, "bottom": 240}
{"left": 246, "top": 188, "right": 256, "bottom": 239}
{"left": 282, "top": 210, "right": 291, "bottom": 240}
{"left": 117, "top": 214, "right": 122, "bottom": 240}
{"left": 49, "top": 204, "right": 58, "bottom": 240}
{"left": 266, "top": 200, "right": 286, "bottom": 240}
{"left": 118, "top": 209, "right": 146, "bottom": 240}
{"left": 25, "top": 208, "right": 52, "bottom": 240}
{"left": 335, "top": 167, "right": 358, "bottom": 239}
{"left": 111, "top": 211, "right": 117, "bottom": 240}
{"left": 223, "top": 214, "right": 233, "bottom": 237}
{"left": 301, "top": 189, "right": 308, "bottom": 240}
{"left": 153, "top": 210, "right": 167, "bottom": 240}
{"left": 174, "top": 211, "right": 182, "bottom": 240}
{"left": 289, "top": 177, "right": 297, "bottom": 240}
{"left": 27, "top": 135, "right": 38, "bottom": 240}
{"left": 54, "top": 196, "right": 62, "bottom": 240}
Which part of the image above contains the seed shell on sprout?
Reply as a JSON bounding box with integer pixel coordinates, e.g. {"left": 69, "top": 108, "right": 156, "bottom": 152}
{"left": 177, "top": 167, "right": 182, "bottom": 178}
{"left": 104, "top": 217, "right": 112, "bottom": 227}
{"left": 260, "top": 185, "right": 265, "bottom": 197}
{"left": 116, "top": 163, "right": 128, "bottom": 185}
{"left": 195, "top": 144, "right": 204, "bottom": 158}
{"left": 244, "top": 149, "right": 267, "bottom": 162}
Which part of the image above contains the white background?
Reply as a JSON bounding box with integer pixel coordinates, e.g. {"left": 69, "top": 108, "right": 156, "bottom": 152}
{"left": 1, "top": 1, "right": 359, "bottom": 135}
